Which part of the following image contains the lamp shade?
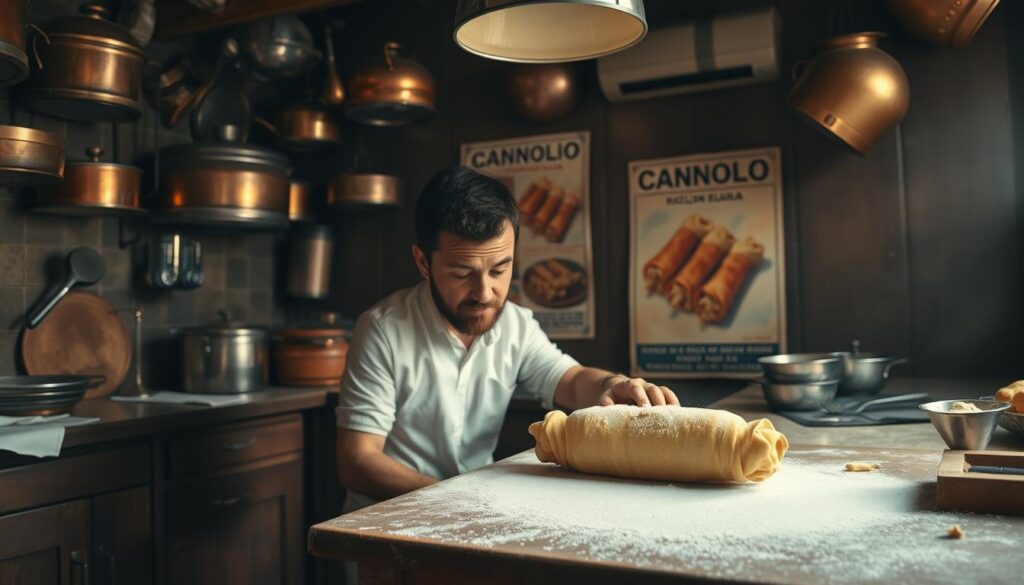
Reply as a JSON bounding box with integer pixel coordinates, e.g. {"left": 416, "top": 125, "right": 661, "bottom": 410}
{"left": 454, "top": 0, "right": 647, "bottom": 63}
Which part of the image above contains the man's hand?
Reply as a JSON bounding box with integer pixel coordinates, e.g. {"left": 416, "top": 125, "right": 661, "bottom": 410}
{"left": 598, "top": 375, "right": 680, "bottom": 407}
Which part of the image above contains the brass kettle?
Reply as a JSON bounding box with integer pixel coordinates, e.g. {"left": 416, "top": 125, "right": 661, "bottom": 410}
{"left": 886, "top": 0, "right": 1000, "bottom": 47}
{"left": 788, "top": 33, "right": 909, "bottom": 155}
{"left": 346, "top": 42, "right": 436, "bottom": 127}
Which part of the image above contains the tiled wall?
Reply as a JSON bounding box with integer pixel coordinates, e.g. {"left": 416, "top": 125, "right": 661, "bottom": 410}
{"left": 0, "top": 0, "right": 287, "bottom": 387}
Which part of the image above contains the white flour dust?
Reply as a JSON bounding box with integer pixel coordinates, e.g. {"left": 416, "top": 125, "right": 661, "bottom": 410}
{"left": 337, "top": 450, "right": 1023, "bottom": 584}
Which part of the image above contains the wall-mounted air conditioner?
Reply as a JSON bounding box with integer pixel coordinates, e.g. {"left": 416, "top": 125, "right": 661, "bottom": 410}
{"left": 597, "top": 7, "right": 782, "bottom": 102}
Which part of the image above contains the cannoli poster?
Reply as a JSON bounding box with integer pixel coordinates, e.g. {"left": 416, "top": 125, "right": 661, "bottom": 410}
{"left": 461, "top": 132, "right": 595, "bottom": 339}
{"left": 629, "top": 147, "right": 786, "bottom": 377}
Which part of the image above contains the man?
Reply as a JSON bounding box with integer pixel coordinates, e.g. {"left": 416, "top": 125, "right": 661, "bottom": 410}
{"left": 336, "top": 166, "right": 679, "bottom": 513}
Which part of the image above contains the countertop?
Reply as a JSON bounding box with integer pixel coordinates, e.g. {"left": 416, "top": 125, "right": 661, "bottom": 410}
{"left": 711, "top": 377, "right": 1024, "bottom": 451}
{"left": 59, "top": 387, "right": 330, "bottom": 449}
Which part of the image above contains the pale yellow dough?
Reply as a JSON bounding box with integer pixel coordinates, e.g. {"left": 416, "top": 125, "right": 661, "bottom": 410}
{"left": 528, "top": 405, "right": 789, "bottom": 483}
{"left": 845, "top": 462, "right": 881, "bottom": 472}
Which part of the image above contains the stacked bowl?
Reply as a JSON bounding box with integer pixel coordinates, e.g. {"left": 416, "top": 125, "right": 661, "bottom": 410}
{"left": 757, "top": 354, "right": 842, "bottom": 411}
{"left": 0, "top": 376, "right": 95, "bottom": 416}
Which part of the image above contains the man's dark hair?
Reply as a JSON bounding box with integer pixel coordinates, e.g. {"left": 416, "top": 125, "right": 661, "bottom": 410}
{"left": 415, "top": 166, "right": 519, "bottom": 259}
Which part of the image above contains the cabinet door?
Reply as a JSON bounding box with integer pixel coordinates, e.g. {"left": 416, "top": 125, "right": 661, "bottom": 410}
{"left": 0, "top": 499, "right": 90, "bottom": 585}
{"left": 165, "top": 456, "right": 303, "bottom": 585}
{"left": 92, "top": 486, "right": 152, "bottom": 585}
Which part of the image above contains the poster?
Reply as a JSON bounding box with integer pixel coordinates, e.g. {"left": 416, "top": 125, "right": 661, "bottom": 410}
{"left": 629, "top": 147, "right": 786, "bottom": 378}
{"left": 461, "top": 132, "right": 595, "bottom": 339}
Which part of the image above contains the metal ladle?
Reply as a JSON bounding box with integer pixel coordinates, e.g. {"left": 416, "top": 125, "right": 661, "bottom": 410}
{"left": 26, "top": 247, "right": 105, "bottom": 329}
{"left": 322, "top": 24, "right": 344, "bottom": 106}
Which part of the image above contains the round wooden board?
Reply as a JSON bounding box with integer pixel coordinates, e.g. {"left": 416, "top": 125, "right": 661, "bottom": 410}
{"left": 22, "top": 292, "right": 131, "bottom": 399}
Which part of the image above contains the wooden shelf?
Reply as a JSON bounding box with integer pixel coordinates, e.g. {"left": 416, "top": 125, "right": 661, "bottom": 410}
{"left": 155, "top": 0, "right": 366, "bottom": 41}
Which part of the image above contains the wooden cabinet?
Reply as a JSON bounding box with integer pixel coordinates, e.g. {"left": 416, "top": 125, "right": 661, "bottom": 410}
{"left": 0, "top": 499, "right": 90, "bottom": 585}
{"left": 163, "top": 415, "right": 305, "bottom": 585}
{"left": 92, "top": 486, "right": 152, "bottom": 585}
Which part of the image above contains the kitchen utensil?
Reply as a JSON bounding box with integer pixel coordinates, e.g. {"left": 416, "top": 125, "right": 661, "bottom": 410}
{"left": 273, "top": 319, "right": 349, "bottom": 387}
{"left": 327, "top": 173, "right": 401, "bottom": 209}
{"left": 35, "top": 147, "right": 144, "bottom": 216}
{"left": 788, "top": 32, "right": 909, "bottom": 155}
{"left": 253, "top": 99, "right": 340, "bottom": 150}
{"left": 288, "top": 179, "right": 318, "bottom": 222}
{"left": 758, "top": 353, "right": 843, "bottom": 383}
{"left": 239, "top": 15, "right": 320, "bottom": 79}
{"left": 26, "top": 3, "right": 145, "bottom": 122}
{"left": 0, "top": 374, "right": 102, "bottom": 415}
{"left": 919, "top": 399, "right": 1008, "bottom": 450}
{"left": 758, "top": 378, "right": 839, "bottom": 412}
{"left": 117, "top": 307, "right": 148, "bottom": 397}
{"left": 0, "top": 0, "right": 29, "bottom": 87}
{"left": 0, "top": 124, "right": 65, "bottom": 187}
{"left": 151, "top": 124, "right": 290, "bottom": 230}
{"left": 287, "top": 225, "right": 333, "bottom": 299}
{"left": 507, "top": 62, "right": 581, "bottom": 122}
{"left": 999, "top": 410, "right": 1024, "bottom": 437}
{"left": 147, "top": 55, "right": 202, "bottom": 128}
{"left": 25, "top": 247, "right": 106, "bottom": 329}
{"left": 346, "top": 42, "right": 435, "bottom": 126}
{"left": 167, "top": 38, "right": 238, "bottom": 130}
{"left": 453, "top": 0, "right": 648, "bottom": 63}
{"left": 937, "top": 450, "right": 1024, "bottom": 517}
{"left": 821, "top": 392, "right": 928, "bottom": 415}
{"left": 886, "top": 0, "right": 1000, "bottom": 47}
{"left": 321, "top": 24, "right": 344, "bottom": 106}
{"left": 832, "top": 340, "right": 908, "bottom": 395}
{"left": 967, "top": 465, "right": 1024, "bottom": 476}
{"left": 22, "top": 292, "right": 131, "bottom": 399}
{"left": 178, "top": 236, "right": 203, "bottom": 289}
{"left": 181, "top": 313, "right": 268, "bottom": 394}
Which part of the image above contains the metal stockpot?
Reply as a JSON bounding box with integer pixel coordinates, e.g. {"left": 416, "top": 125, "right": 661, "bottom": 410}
{"left": 36, "top": 147, "right": 143, "bottom": 216}
{"left": 27, "top": 4, "right": 145, "bottom": 122}
{"left": 0, "top": 0, "right": 29, "bottom": 87}
{"left": 182, "top": 319, "right": 267, "bottom": 394}
{"left": 287, "top": 225, "right": 333, "bottom": 299}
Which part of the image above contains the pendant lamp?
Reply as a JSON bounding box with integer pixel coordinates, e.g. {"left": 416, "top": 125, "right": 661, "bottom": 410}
{"left": 454, "top": 0, "right": 647, "bottom": 63}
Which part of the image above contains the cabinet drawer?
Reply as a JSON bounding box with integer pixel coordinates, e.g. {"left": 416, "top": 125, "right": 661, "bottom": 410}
{"left": 167, "top": 414, "right": 303, "bottom": 478}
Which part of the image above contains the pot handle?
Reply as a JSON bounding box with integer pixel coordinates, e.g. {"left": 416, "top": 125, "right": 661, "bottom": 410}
{"left": 252, "top": 116, "right": 279, "bottom": 136}
{"left": 882, "top": 358, "right": 909, "bottom": 379}
{"left": 27, "top": 24, "right": 49, "bottom": 70}
{"left": 383, "top": 41, "right": 400, "bottom": 71}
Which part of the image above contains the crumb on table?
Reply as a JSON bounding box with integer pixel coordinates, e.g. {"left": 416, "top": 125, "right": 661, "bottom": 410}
{"left": 844, "top": 462, "right": 881, "bottom": 472}
{"left": 947, "top": 525, "right": 964, "bottom": 539}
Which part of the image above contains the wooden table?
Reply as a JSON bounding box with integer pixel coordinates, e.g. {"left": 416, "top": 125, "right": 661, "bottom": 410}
{"left": 309, "top": 445, "right": 1024, "bottom": 584}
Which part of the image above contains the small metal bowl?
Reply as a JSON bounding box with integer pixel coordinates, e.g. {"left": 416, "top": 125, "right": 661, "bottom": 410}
{"left": 758, "top": 378, "right": 839, "bottom": 412}
{"left": 999, "top": 410, "right": 1024, "bottom": 437}
{"left": 919, "top": 399, "right": 1009, "bottom": 450}
{"left": 758, "top": 353, "right": 843, "bottom": 383}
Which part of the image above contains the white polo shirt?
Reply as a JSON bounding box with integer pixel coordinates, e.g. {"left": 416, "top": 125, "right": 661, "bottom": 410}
{"left": 336, "top": 281, "right": 579, "bottom": 510}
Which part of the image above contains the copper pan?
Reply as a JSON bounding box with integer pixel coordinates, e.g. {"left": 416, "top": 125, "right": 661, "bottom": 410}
{"left": 0, "top": 124, "right": 65, "bottom": 186}
{"left": 886, "top": 0, "right": 1000, "bottom": 47}
{"left": 36, "top": 147, "right": 143, "bottom": 216}
{"left": 254, "top": 101, "right": 340, "bottom": 151}
{"left": 327, "top": 173, "right": 401, "bottom": 209}
{"left": 788, "top": 33, "right": 909, "bottom": 155}
{"left": 346, "top": 42, "right": 435, "bottom": 127}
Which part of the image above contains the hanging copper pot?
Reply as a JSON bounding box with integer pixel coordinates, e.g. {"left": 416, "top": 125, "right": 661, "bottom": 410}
{"left": 26, "top": 4, "right": 145, "bottom": 122}
{"left": 327, "top": 173, "right": 401, "bottom": 209}
{"left": 288, "top": 179, "right": 319, "bottom": 222}
{"left": 506, "top": 62, "right": 581, "bottom": 123}
{"left": 254, "top": 100, "right": 340, "bottom": 151}
{"left": 886, "top": 0, "right": 1000, "bottom": 47}
{"left": 788, "top": 33, "right": 909, "bottom": 155}
{"left": 346, "top": 42, "right": 436, "bottom": 127}
{"left": 36, "top": 147, "right": 143, "bottom": 216}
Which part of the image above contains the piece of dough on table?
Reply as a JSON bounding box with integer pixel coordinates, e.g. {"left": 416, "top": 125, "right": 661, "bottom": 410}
{"left": 528, "top": 405, "right": 789, "bottom": 483}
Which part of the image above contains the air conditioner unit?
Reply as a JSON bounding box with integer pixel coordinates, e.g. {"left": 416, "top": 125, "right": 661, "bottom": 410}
{"left": 597, "top": 7, "right": 782, "bottom": 102}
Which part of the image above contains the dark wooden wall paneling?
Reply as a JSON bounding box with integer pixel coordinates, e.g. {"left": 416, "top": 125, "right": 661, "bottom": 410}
{"left": 327, "top": 0, "right": 1023, "bottom": 379}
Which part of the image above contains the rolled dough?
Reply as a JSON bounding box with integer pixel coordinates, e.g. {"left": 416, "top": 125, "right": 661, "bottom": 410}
{"left": 528, "top": 405, "right": 789, "bottom": 483}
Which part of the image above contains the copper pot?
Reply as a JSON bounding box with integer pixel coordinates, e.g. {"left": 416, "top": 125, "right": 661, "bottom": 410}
{"left": 346, "top": 42, "right": 436, "bottom": 127}
{"left": 153, "top": 126, "right": 290, "bottom": 229}
{"left": 36, "top": 147, "right": 143, "bottom": 216}
{"left": 273, "top": 324, "right": 349, "bottom": 387}
{"left": 788, "top": 33, "right": 909, "bottom": 155}
{"left": 0, "top": 124, "right": 65, "bottom": 186}
{"left": 288, "top": 179, "right": 318, "bottom": 222}
{"left": 327, "top": 173, "right": 401, "bottom": 209}
{"left": 0, "top": 0, "right": 29, "bottom": 87}
{"left": 255, "top": 101, "right": 340, "bottom": 151}
{"left": 887, "top": 0, "right": 1000, "bottom": 47}
{"left": 506, "top": 63, "right": 581, "bottom": 122}
{"left": 27, "top": 4, "right": 144, "bottom": 122}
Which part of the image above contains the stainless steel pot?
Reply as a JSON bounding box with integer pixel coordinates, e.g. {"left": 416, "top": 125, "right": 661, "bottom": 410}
{"left": 287, "top": 225, "right": 333, "bottom": 299}
{"left": 182, "top": 317, "right": 267, "bottom": 394}
{"left": 27, "top": 4, "right": 145, "bottom": 122}
{"left": 239, "top": 15, "right": 320, "bottom": 79}
{"left": 327, "top": 173, "right": 401, "bottom": 209}
{"left": 832, "top": 341, "right": 908, "bottom": 395}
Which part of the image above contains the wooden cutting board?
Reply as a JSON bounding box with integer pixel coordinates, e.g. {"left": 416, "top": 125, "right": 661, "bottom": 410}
{"left": 22, "top": 292, "right": 131, "bottom": 399}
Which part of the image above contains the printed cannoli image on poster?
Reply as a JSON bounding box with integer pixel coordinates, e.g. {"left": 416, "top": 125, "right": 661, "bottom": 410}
{"left": 629, "top": 147, "right": 786, "bottom": 378}
{"left": 462, "top": 132, "right": 594, "bottom": 339}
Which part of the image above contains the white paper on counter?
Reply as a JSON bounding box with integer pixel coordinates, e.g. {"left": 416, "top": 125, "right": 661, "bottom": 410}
{"left": 0, "top": 415, "right": 101, "bottom": 458}
{"left": 111, "top": 391, "right": 246, "bottom": 407}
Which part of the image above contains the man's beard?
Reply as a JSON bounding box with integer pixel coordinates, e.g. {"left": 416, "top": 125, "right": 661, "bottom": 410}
{"left": 429, "top": 277, "right": 505, "bottom": 336}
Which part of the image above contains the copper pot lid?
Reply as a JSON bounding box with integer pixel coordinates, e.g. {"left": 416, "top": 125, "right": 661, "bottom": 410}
{"left": 346, "top": 42, "right": 436, "bottom": 126}
{"left": 65, "top": 146, "right": 141, "bottom": 172}
{"left": 161, "top": 125, "right": 289, "bottom": 171}
{"left": 43, "top": 3, "right": 144, "bottom": 57}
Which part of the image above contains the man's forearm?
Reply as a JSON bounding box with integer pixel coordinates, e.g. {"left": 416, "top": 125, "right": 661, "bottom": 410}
{"left": 556, "top": 366, "right": 619, "bottom": 409}
{"left": 340, "top": 450, "right": 438, "bottom": 501}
